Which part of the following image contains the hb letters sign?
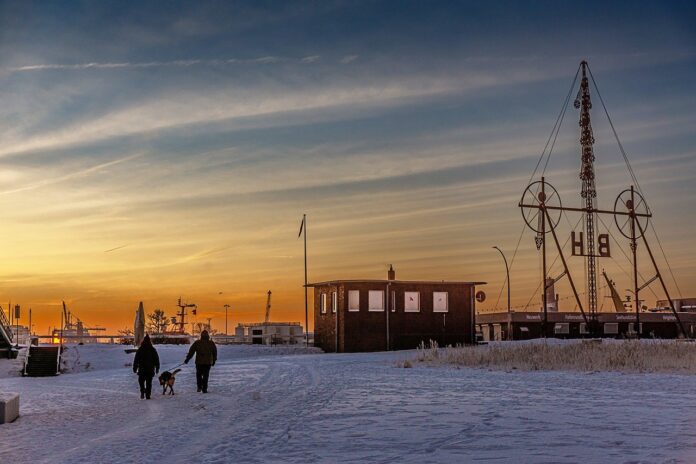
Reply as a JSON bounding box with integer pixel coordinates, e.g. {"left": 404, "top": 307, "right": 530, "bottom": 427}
{"left": 571, "top": 231, "right": 611, "bottom": 257}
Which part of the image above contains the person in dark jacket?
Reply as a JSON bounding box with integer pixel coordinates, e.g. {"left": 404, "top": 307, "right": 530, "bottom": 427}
{"left": 184, "top": 330, "right": 217, "bottom": 393}
{"left": 133, "top": 334, "right": 160, "bottom": 399}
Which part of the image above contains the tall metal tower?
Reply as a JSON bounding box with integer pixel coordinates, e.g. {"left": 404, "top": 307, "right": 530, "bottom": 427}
{"left": 520, "top": 60, "right": 689, "bottom": 339}
{"left": 574, "top": 61, "right": 598, "bottom": 318}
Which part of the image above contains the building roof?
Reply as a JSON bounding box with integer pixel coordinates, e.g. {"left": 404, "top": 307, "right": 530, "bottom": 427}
{"left": 475, "top": 310, "right": 696, "bottom": 323}
{"left": 306, "top": 279, "right": 485, "bottom": 287}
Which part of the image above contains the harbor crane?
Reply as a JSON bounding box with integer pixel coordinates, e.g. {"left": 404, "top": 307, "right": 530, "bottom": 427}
{"left": 62, "top": 301, "right": 105, "bottom": 334}
{"left": 264, "top": 291, "right": 272, "bottom": 324}
{"left": 602, "top": 270, "right": 626, "bottom": 313}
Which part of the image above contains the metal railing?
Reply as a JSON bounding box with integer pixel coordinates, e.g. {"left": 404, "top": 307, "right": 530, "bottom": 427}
{"left": 0, "top": 306, "right": 13, "bottom": 343}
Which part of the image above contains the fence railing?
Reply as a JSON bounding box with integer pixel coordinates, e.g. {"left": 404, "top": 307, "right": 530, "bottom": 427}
{"left": 0, "top": 306, "right": 13, "bottom": 343}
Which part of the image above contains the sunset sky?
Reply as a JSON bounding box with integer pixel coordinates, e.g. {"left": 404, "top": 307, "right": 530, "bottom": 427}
{"left": 0, "top": 1, "right": 694, "bottom": 334}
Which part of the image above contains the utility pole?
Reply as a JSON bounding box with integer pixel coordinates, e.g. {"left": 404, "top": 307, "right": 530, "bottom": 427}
{"left": 298, "top": 214, "right": 309, "bottom": 346}
{"left": 304, "top": 214, "right": 308, "bottom": 346}
{"left": 14, "top": 305, "right": 20, "bottom": 348}
{"left": 224, "top": 304, "right": 230, "bottom": 335}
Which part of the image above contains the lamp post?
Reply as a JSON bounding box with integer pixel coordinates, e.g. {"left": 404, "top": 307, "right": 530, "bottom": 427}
{"left": 493, "top": 246, "right": 511, "bottom": 340}
{"left": 14, "top": 305, "right": 20, "bottom": 348}
{"left": 224, "top": 304, "right": 230, "bottom": 336}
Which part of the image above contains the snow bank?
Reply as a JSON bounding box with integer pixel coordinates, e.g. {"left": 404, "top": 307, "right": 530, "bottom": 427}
{"left": 59, "top": 343, "right": 321, "bottom": 374}
{"left": 0, "top": 344, "right": 321, "bottom": 378}
{"left": 0, "top": 348, "right": 27, "bottom": 378}
{"left": 2, "top": 345, "right": 696, "bottom": 463}
{"left": 407, "top": 339, "right": 696, "bottom": 373}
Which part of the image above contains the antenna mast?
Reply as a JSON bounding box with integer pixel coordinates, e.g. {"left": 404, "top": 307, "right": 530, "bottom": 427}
{"left": 574, "top": 61, "right": 598, "bottom": 321}
{"left": 175, "top": 297, "right": 197, "bottom": 334}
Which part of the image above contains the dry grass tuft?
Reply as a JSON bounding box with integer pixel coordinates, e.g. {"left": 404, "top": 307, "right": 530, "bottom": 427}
{"left": 395, "top": 359, "right": 413, "bottom": 368}
{"left": 410, "top": 340, "right": 696, "bottom": 374}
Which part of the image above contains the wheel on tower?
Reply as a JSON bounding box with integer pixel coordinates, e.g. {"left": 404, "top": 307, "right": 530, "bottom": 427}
{"left": 520, "top": 180, "right": 563, "bottom": 234}
{"left": 613, "top": 189, "right": 650, "bottom": 239}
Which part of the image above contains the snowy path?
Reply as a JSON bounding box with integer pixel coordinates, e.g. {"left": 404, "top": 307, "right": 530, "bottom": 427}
{"left": 2, "top": 345, "right": 696, "bottom": 463}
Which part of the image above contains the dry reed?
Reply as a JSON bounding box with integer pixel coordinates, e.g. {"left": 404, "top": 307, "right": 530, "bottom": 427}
{"left": 406, "top": 340, "right": 696, "bottom": 374}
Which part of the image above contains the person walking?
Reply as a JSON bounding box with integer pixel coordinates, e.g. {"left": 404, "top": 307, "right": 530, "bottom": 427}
{"left": 133, "top": 334, "right": 160, "bottom": 399}
{"left": 184, "top": 330, "right": 217, "bottom": 393}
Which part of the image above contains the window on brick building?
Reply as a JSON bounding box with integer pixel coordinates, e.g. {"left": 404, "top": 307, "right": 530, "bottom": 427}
{"left": 404, "top": 291, "right": 420, "bottom": 312}
{"left": 348, "top": 290, "right": 360, "bottom": 311}
{"left": 320, "top": 293, "right": 327, "bottom": 314}
{"left": 391, "top": 290, "right": 396, "bottom": 312}
{"left": 433, "top": 292, "right": 448, "bottom": 312}
{"left": 368, "top": 290, "right": 384, "bottom": 311}
{"left": 332, "top": 291, "right": 337, "bottom": 313}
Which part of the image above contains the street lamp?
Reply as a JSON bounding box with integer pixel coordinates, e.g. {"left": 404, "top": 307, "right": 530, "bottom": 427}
{"left": 493, "top": 246, "right": 511, "bottom": 340}
{"left": 14, "top": 305, "right": 20, "bottom": 348}
{"left": 224, "top": 304, "right": 230, "bottom": 336}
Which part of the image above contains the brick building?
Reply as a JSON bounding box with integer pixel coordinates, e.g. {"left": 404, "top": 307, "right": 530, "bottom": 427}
{"left": 308, "top": 266, "right": 484, "bottom": 352}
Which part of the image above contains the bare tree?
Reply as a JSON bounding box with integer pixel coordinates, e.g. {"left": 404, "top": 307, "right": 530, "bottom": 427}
{"left": 147, "top": 309, "right": 170, "bottom": 334}
{"left": 117, "top": 327, "right": 134, "bottom": 345}
{"left": 192, "top": 321, "right": 218, "bottom": 336}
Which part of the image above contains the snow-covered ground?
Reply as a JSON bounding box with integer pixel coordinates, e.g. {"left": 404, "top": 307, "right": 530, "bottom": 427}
{"left": 1, "top": 343, "right": 696, "bottom": 463}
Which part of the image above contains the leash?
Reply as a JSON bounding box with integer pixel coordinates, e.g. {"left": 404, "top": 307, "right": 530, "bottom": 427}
{"left": 164, "top": 362, "right": 186, "bottom": 372}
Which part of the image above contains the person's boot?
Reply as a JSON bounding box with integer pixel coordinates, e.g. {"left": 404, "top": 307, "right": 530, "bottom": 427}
{"left": 141, "top": 391, "right": 145, "bottom": 399}
{"left": 146, "top": 394, "right": 151, "bottom": 399}
{"left": 197, "top": 387, "right": 202, "bottom": 392}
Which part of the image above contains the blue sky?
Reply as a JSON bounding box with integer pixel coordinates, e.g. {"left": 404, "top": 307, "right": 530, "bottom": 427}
{"left": 0, "top": 1, "right": 694, "bottom": 330}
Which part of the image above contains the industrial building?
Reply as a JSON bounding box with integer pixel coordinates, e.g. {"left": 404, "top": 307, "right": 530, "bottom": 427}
{"left": 308, "top": 266, "right": 484, "bottom": 353}
{"left": 478, "top": 278, "right": 696, "bottom": 340}
{"left": 233, "top": 322, "right": 304, "bottom": 345}
{"left": 476, "top": 310, "right": 696, "bottom": 341}
{"left": 656, "top": 298, "right": 696, "bottom": 312}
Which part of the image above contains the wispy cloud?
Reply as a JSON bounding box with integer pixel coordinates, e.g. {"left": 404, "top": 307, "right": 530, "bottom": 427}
{"left": 178, "top": 246, "right": 233, "bottom": 263}
{"left": 8, "top": 55, "right": 330, "bottom": 72}
{"left": 300, "top": 55, "right": 320, "bottom": 63}
{"left": 0, "top": 152, "right": 145, "bottom": 195}
{"left": 340, "top": 55, "right": 359, "bottom": 64}
{"left": 104, "top": 244, "right": 129, "bottom": 253}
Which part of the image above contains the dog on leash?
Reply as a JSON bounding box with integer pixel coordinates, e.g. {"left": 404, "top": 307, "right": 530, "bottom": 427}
{"left": 158, "top": 368, "right": 181, "bottom": 395}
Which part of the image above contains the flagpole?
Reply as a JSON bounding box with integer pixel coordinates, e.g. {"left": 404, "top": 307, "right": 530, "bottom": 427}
{"left": 303, "top": 214, "right": 309, "bottom": 346}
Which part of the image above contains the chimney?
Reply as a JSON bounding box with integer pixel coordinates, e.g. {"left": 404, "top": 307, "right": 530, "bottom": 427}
{"left": 387, "top": 265, "right": 395, "bottom": 281}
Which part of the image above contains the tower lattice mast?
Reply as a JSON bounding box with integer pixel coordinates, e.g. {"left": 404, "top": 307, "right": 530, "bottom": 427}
{"left": 574, "top": 61, "right": 598, "bottom": 320}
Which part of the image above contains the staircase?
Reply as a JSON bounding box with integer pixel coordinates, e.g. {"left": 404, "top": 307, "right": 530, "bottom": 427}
{"left": 24, "top": 346, "right": 61, "bottom": 377}
{"left": 0, "top": 307, "right": 13, "bottom": 358}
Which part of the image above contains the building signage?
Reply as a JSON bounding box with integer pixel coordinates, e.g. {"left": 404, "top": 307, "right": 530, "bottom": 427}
{"left": 571, "top": 231, "right": 611, "bottom": 258}
{"left": 525, "top": 314, "right": 541, "bottom": 321}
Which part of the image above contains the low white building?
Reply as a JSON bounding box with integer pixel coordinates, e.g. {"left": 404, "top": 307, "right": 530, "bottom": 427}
{"left": 234, "top": 322, "right": 304, "bottom": 345}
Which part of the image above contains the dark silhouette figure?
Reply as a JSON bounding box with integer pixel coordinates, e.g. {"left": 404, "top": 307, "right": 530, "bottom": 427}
{"left": 185, "top": 330, "right": 217, "bottom": 393}
{"left": 133, "top": 334, "right": 160, "bottom": 399}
